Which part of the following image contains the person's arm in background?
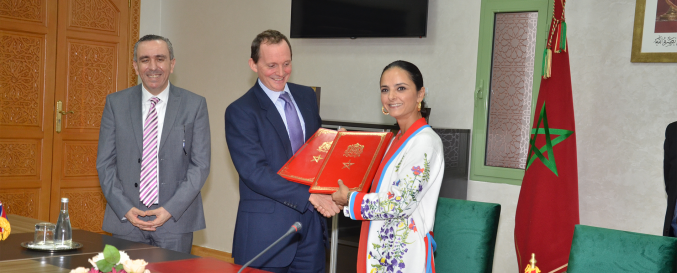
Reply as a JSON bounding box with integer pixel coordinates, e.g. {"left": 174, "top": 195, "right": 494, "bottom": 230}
{"left": 666, "top": 123, "right": 675, "bottom": 195}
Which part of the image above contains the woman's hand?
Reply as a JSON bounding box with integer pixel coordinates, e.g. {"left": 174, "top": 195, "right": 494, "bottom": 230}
{"left": 332, "top": 179, "right": 351, "bottom": 207}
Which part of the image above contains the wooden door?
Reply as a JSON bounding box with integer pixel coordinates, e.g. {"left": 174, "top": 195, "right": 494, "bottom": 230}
{"left": 0, "top": 0, "right": 139, "bottom": 233}
{"left": 49, "top": 0, "right": 138, "bottom": 233}
{"left": 0, "top": 0, "right": 58, "bottom": 221}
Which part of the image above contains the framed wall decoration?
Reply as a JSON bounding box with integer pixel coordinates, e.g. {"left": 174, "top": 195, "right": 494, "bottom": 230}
{"left": 632, "top": 0, "right": 677, "bottom": 62}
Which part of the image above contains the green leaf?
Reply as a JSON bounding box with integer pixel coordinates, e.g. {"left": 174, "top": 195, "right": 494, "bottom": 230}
{"left": 103, "top": 244, "right": 121, "bottom": 264}
{"left": 97, "top": 259, "right": 113, "bottom": 273}
{"left": 115, "top": 264, "right": 124, "bottom": 271}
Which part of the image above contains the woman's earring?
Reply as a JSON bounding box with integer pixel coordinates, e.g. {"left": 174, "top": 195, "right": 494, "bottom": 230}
{"left": 382, "top": 106, "right": 389, "bottom": 115}
{"left": 417, "top": 102, "right": 422, "bottom": 112}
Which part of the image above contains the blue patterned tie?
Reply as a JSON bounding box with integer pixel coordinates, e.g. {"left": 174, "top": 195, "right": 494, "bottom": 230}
{"left": 279, "top": 92, "right": 304, "bottom": 154}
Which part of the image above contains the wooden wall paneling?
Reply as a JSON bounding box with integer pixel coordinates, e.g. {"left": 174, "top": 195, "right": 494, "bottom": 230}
{"left": 50, "top": 0, "right": 130, "bottom": 223}
{"left": 128, "top": 0, "right": 140, "bottom": 88}
{"left": 0, "top": 0, "right": 57, "bottom": 221}
{"left": 191, "top": 245, "right": 235, "bottom": 264}
{"left": 0, "top": 0, "right": 45, "bottom": 24}
{"left": 62, "top": 188, "right": 107, "bottom": 233}
{"left": 0, "top": 189, "right": 40, "bottom": 219}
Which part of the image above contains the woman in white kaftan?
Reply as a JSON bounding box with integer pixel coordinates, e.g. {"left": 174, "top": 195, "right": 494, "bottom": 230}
{"left": 332, "top": 61, "right": 444, "bottom": 273}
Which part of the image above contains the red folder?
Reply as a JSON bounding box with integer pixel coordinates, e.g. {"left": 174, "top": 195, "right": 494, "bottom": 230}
{"left": 277, "top": 129, "right": 393, "bottom": 193}
{"left": 278, "top": 128, "right": 338, "bottom": 185}
{"left": 310, "top": 131, "right": 393, "bottom": 194}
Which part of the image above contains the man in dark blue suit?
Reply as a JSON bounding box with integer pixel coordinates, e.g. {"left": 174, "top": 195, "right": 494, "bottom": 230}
{"left": 225, "top": 30, "right": 339, "bottom": 273}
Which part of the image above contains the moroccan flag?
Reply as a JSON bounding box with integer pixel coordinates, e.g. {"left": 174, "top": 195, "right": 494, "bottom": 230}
{"left": 514, "top": 1, "right": 579, "bottom": 272}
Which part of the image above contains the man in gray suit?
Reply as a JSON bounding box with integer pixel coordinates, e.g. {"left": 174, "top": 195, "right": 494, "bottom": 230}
{"left": 96, "top": 34, "right": 210, "bottom": 253}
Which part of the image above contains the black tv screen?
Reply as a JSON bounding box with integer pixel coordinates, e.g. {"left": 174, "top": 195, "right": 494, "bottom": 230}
{"left": 290, "top": 0, "right": 429, "bottom": 38}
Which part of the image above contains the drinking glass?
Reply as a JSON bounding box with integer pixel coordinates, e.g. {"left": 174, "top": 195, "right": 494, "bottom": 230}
{"left": 33, "top": 222, "right": 56, "bottom": 246}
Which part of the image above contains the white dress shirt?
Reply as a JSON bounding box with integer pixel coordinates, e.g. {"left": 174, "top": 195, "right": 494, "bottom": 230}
{"left": 258, "top": 79, "right": 306, "bottom": 138}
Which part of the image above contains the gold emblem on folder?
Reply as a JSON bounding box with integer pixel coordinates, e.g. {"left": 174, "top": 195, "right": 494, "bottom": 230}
{"left": 342, "top": 159, "right": 355, "bottom": 170}
{"left": 343, "top": 143, "right": 364, "bottom": 158}
{"left": 317, "top": 142, "right": 333, "bottom": 153}
{"left": 311, "top": 155, "right": 323, "bottom": 163}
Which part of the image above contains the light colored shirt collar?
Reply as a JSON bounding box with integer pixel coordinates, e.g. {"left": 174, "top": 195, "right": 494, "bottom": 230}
{"left": 141, "top": 82, "right": 170, "bottom": 104}
{"left": 258, "top": 78, "right": 290, "bottom": 103}
{"left": 257, "top": 78, "right": 306, "bottom": 138}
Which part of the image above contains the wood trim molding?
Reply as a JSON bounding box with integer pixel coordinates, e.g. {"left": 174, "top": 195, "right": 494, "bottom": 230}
{"left": 128, "top": 0, "right": 140, "bottom": 87}
{"left": 190, "top": 245, "right": 234, "bottom": 264}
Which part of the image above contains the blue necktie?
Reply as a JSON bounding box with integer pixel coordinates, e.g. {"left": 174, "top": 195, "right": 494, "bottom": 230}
{"left": 672, "top": 201, "right": 677, "bottom": 234}
{"left": 281, "top": 93, "right": 314, "bottom": 212}
{"left": 279, "top": 92, "right": 304, "bottom": 154}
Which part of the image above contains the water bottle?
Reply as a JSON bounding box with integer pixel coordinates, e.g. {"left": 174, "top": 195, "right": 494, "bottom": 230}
{"left": 54, "top": 197, "right": 72, "bottom": 247}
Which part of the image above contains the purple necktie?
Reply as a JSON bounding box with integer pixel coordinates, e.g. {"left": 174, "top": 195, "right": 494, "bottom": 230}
{"left": 279, "top": 92, "right": 304, "bottom": 154}
{"left": 140, "top": 97, "right": 160, "bottom": 207}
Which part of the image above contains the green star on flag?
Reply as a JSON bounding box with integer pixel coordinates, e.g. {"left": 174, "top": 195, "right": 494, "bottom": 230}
{"left": 526, "top": 103, "right": 573, "bottom": 176}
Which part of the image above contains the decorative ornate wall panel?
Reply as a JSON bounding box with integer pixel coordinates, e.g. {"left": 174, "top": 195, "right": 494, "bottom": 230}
{"left": 0, "top": 0, "right": 44, "bottom": 23}
{"left": 0, "top": 141, "right": 38, "bottom": 176}
{"left": 0, "top": 32, "right": 43, "bottom": 126}
{"left": 485, "top": 12, "right": 538, "bottom": 169}
{"left": 66, "top": 42, "right": 116, "bottom": 129}
{"left": 62, "top": 189, "right": 106, "bottom": 233}
{"left": 128, "top": 0, "right": 140, "bottom": 88}
{"left": 432, "top": 128, "right": 471, "bottom": 200}
{"left": 0, "top": 189, "right": 39, "bottom": 218}
{"left": 69, "top": 0, "right": 118, "bottom": 33}
{"left": 435, "top": 130, "right": 463, "bottom": 170}
{"left": 63, "top": 142, "right": 97, "bottom": 177}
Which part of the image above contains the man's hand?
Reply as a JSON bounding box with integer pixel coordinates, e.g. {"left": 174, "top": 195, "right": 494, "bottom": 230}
{"left": 309, "top": 193, "right": 340, "bottom": 218}
{"left": 145, "top": 207, "right": 172, "bottom": 229}
{"left": 124, "top": 207, "right": 155, "bottom": 230}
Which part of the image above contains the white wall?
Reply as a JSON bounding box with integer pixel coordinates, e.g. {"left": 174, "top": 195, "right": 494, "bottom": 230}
{"left": 568, "top": 0, "right": 672, "bottom": 235}
{"left": 140, "top": 0, "right": 677, "bottom": 272}
{"left": 139, "top": 0, "right": 161, "bottom": 37}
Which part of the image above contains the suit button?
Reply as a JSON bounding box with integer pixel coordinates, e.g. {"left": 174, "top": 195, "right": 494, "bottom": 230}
{"left": 138, "top": 158, "right": 141, "bottom": 163}
{"left": 134, "top": 183, "right": 138, "bottom": 188}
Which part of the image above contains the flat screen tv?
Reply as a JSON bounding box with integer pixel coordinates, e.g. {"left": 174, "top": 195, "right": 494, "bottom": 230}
{"left": 290, "top": 0, "right": 429, "bottom": 38}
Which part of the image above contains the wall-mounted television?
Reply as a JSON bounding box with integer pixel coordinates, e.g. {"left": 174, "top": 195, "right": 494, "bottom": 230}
{"left": 290, "top": 0, "right": 429, "bottom": 39}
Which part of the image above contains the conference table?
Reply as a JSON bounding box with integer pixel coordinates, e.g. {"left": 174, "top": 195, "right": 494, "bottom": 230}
{"left": 0, "top": 214, "right": 267, "bottom": 273}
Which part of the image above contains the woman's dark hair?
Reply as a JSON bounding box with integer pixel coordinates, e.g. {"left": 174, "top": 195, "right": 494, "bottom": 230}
{"left": 381, "top": 60, "right": 429, "bottom": 119}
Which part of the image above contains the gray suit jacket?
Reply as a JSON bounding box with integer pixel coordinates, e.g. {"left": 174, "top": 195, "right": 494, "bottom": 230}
{"left": 96, "top": 84, "right": 210, "bottom": 235}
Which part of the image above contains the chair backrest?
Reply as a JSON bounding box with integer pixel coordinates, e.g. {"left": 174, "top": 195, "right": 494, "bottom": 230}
{"left": 433, "top": 197, "right": 501, "bottom": 273}
{"left": 567, "top": 225, "right": 677, "bottom": 273}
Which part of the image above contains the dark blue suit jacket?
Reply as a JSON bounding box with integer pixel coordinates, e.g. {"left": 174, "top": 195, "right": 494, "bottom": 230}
{"left": 664, "top": 121, "right": 677, "bottom": 236}
{"left": 225, "top": 81, "right": 322, "bottom": 267}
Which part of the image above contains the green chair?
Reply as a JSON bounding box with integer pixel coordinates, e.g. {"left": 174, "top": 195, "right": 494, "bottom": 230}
{"left": 433, "top": 197, "right": 501, "bottom": 273}
{"left": 567, "top": 225, "right": 677, "bottom": 273}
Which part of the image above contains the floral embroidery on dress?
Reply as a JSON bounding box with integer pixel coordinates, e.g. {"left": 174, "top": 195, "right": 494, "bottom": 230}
{"left": 361, "top": 153, "right": 431, "bottom": 273}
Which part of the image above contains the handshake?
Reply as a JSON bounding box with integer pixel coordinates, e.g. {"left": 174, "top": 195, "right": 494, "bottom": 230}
{"left": 309, "top": 180, "right": 351, "bottom": 218}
